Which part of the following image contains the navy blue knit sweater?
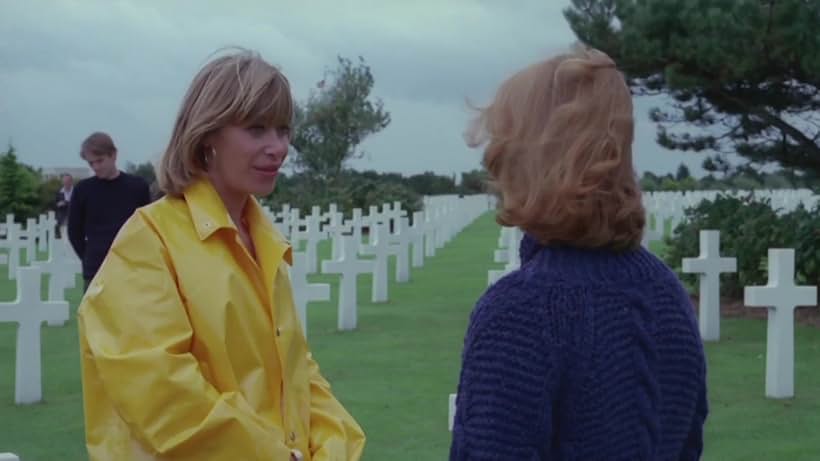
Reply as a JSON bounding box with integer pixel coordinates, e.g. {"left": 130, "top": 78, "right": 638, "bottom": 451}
{"left": 450, "top": 234, "right": 708, "bottom": 461}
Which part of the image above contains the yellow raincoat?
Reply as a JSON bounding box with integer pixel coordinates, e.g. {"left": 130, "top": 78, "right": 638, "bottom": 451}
{"left": 78, "top": 178, "right": 365, "bottom": 461}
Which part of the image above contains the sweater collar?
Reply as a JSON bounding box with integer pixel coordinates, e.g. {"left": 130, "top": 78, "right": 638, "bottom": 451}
{"left": 519, "top": 232, "right": 544, "bottom": 264}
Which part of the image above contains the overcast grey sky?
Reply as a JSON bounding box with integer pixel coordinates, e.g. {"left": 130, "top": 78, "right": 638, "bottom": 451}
{"left": 0, "top": 0, "right": 708, "bottom": 178}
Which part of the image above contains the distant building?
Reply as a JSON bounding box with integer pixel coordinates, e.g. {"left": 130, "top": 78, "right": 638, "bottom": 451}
{"left": 41, "top": 166, "right": 92, "bottom": 180}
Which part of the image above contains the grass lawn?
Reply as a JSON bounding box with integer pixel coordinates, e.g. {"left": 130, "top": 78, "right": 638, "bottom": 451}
{"left": 1, "top": 214, "right": 819, "bottom": 460}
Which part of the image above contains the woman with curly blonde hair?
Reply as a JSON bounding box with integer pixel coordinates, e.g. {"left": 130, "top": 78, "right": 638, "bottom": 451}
{"left": 450, "top": 47, "right": 708, "bottom": 460}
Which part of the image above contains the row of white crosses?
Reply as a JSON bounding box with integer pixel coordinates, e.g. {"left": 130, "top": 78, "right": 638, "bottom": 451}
{"left": 1, "top": 213, "right": 61, "bottom": 460}
{"left": 643, "top": 188, "right": 818, "bottom": 214}
{"left": 641, "top": 188, "right": 819, "bottom": 248}
{"left": 0, "top": 212, "right": 80, "bottom": 405}
{"left": 0, "top": 212, "right": 81, "bottom": 300}
{"left": 487, "top": 226, "right": 523, "bottom": 286}
{"left": 682, "top": 230, "right": 817, "bottom": 399}
{"left": 0, "top": 196, "right": 486, "bottom": 405}
{"left": 274, "top": 195, "right": 493, "bottom": 337}
{"left": 0, "top": 267, "right": 69, "bottom": 404}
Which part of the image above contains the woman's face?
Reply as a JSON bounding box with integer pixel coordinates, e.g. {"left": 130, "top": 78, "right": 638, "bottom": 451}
{"left": 206, "top": 123, "right": 290, "bottom": 198}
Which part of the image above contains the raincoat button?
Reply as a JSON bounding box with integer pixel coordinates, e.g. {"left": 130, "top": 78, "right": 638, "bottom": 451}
{"left": 290, "top": 431, "right": 296, "bottom": 442}
{"left": 276, "top": 327, "right": 282, "bottom": 337}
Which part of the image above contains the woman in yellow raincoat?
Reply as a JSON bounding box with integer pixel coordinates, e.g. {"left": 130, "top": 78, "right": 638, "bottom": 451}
{"left": 77, "top": 48, "right": 365, "bottom": 461}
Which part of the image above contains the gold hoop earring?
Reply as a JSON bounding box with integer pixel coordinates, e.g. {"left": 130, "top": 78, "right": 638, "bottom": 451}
{"left": 203, "top": 146, "right": 216, "bottom": 168}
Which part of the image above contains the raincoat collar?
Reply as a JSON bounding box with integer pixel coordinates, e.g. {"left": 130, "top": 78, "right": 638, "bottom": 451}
{"left": 183, "top": 177, "right": 292, "bottom": 265}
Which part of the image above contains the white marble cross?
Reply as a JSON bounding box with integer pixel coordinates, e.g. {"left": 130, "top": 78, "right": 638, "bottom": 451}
{"left": 389, "top": 217, "right": 413, "bottom": 283}
{"left": 0, "top": 266, "right": 70, "bottom": 404}
{"left": 434, "top": 207, "right": 449, "bottom": 249}
{"left": 321, "top": 235, "right": 375, "bottom": 331}
{"left": 365, "top": 206, "right": 383, "bottom": 246}
{"left": 409, "top": 211, "right": 425, "bottom": 268}
{"left": 745, "top": 249, "right": 818, "bottom": 399}
{"left": 270, "top": 203, "right": 290, "bottom": 234}
{"left": 382, "top": 201, "right": 407, "bottom": 232}
{"left": 360, "top": 222, "right": 391, "bottom": 303}
{"left": 493, "top": 227, "right": 516, "bottom": 264}
{"left": 279, "top": 203, "right": 291, "bottom": 218}
{"left": 641, "top": 214, "right": 664, "bottom": 249}
{"left": 287, "top": 209, "right": 302, "bottom": 244}
{"left": 488, "top": 227, "right": 523, "bottom": 286}
{"left": 323, "top": 203, "right": 339, "bottom": 222}
{"left": 33, "top": 237, "right": 81, "bottom": 310}
{"left": 37, "top": 213, "right": 54, "bottom": 253}
{"left": 295, "top": 209, "right": 327, "bottom": 275}
{"left": 261, "top": 206, "right": 276, "bottom": 226}
{"left": 20, "top": 218, "right": 37, "bottom": 264}
{"left": 682, "top": 230, "right": 737, "bottom": 341}
{"left": 2, "top": 222, "right": 25, "bottom": 281}
{"left": 272, "top": 205, "right": 293, "bottom": 240}
{"left": 448, "top": 393, "right": 457, "bottom": 431}
{"left": 424, "top": 211, "right": 438, "bottom": 258}
{"left": 289, "top": 252, "right": 331, "bottom": 338}
{"left": 349, "top": 209, "right": 364, "bottom": 245}
{"left": 323, "top": 210, "right": 351, "bottom": 260}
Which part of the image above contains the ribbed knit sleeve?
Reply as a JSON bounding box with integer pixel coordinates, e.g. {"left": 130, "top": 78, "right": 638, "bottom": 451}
{"left": 450, "top": 275, "right": 570, "bottom": 461}
{"left": 679, "top": 363, "right": 708, "bottom": 461}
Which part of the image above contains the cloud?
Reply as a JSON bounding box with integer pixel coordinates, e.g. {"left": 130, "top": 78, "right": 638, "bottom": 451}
{"left": 0, "top": 0, "right": 708, "bottom": 178}
{"left": 347, "top": 96, "right": 482, "bottom": 177}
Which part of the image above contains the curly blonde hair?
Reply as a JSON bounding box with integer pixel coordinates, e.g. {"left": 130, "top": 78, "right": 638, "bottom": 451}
{"left": 466, "top": 47, "right": 645, "bottom": 250}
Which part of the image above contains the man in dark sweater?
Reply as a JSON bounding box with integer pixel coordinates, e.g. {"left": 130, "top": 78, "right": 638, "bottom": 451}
{"left": 68, "top": 132, "right": 151, "bottom": 289}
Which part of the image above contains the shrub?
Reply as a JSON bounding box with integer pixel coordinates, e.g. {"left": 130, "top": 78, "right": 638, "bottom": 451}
{"left": 663, "top": 193, "right": 820, "bottom": 298}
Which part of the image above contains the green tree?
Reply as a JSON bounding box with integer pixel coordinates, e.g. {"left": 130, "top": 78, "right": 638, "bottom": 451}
{"left": 762, "top": 172, "right": 793, "bottom": 189}
{"left": 677, "top": 176, "right": 698, "bottom": 191}
{"left": 702, "top": 155, "right": 732, "bottom": 178}
{"left": 675, "top": 163, "right": 691, "bottom": 181}
{"left": 363, "top": 181, "right": 422, "bottom": 214}
{"left": 291, "top": 56, "right": 390, "bottom": 189}
{"left": 698, "top": 174, "right": 727, "bottom": 191}
{"left": 0, "top": 144, "right": 40, "bottom": 220}
{"left": 639, "top": 171, "right": 662, "bottom": 191}
{"left": 460, "top": 169, "right": 489, "bottom": 195}
{"left": 659, "top": 177, "right": 679, "bottom": 191}
{"left": 125, "top": 161, "right": 157, "bottom": 186}
{"left": 37, "top": 175, "right": 62, "bottom": 215}
{"left": 730, "top": 174, "right": 764, "bottom": 190}
{"left": 126, "top": 161, "right": 162, "bottom": 200}
{"left": 565, "top": 0, "right": 820, "bottom": 176}
{"left": 406, "top": 171, "right": 457, "bottom": 196}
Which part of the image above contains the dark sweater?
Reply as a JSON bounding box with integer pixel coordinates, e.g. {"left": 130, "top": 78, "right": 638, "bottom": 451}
{"left": 450, "top": 234, "right": 708, "bottom": 461}
{"left": 68, "top": 172, "right": 151, "bottom": 280}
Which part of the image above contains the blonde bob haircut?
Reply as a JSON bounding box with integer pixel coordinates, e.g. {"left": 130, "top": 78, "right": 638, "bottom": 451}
{"left": 466, "top": 46, "right": 645, "bottom": 251}
{"left": 158, "top": 48, "right": 294, "bottom": 197}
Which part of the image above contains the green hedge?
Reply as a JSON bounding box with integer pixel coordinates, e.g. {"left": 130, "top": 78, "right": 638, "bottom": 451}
{"left": 662, "top": 194, "right": 820, "bottom": 298}
{"left": 262, "top": 171, "right": 423, "bottom": 217}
